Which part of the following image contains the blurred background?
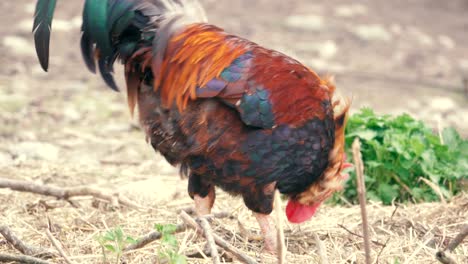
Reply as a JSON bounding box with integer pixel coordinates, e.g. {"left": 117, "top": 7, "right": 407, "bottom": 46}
{"left": 0, "top": 0, "right": 467, "bottom": 189}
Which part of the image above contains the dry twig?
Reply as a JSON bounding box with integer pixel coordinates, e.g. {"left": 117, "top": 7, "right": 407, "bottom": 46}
{"left": 312, "top": 233, "right": 329, "bottom": 264}
{"left": 124, "top": 210, "right": 231, "bottom": 252}
{"left": 0, "top": 178, "right": 142, "bottom": 209}
{"left": 0, "top": 254, "right": 50, "bottom": 264}
{"left": 419, "top": 177, "right": 447, "bottom": 204}
{"left": 179, "top": 211, "right": 258, "bottom": 264}
{"left": 124, "top": 224, "right": 187, "bottom": 252}
{"left": 352, "top": 138, "right": 372, "bottom": 264}
{"left": 374, "top": 206, "right": 399, "bottom": 263}
{"left": 436, "top": 224, "right": 468, "bottom": 264}
{"left": 0, "top": 226, "right": 54, "bottom": 259}
{"left": 337, "top": 224, "right": 385, "bottom": 247}
{"left": 45, "top": 228, "right": 74, "bottom": 264}
{"left": 197, "top": 217, "right": 220, "bottom": 264}
{"left": 274, "top": 190, "right": 286, "bottom": 264}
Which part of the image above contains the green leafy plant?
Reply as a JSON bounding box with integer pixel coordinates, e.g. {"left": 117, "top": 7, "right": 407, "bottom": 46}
{"left": 337, "top": 108, "right": 467, "bottom": 205}
{"left": 155, "top": 224, "right": 187, "bottom": 264}
{"left": 96, "top": 227, "right": 137, "bottom": 263}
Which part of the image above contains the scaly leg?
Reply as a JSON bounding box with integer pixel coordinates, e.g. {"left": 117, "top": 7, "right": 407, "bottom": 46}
{"left": 193, "top": 187, "right": 215, "bottom": 216}
{"left": 188, "top": 173, "right": 216, "bottom": 216}
{"left": 254, "top": 213, "right": 278, "bottom": 254}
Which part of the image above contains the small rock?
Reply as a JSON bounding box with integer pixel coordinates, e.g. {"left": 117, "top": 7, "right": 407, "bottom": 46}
{"left": 2, "top": 36, "right": 35, "bottom": 56}
{"left": 407, "top": 100, "right": 422, "bottom": 110}
{"left": 285, "top": 15, "right": 324, "bottom": 31}
{"left": 0, "top": 93, "right": 30, "bottom": 112}
{"left": 17, "top": 19, "right": 33, "bottom": 32}
{"left": 102, "top": 123, "right": 132, "bottom": 133}
{"left": 63, "top": 107, "right": 82, "bottom": 122}
{"left": 459, "top": 59, "right": 468, "bottom": 70}
{"left": 52, "top": 17, "right": 82, "bottom": 32}
{"left": 334, "top": 4, "right": 368, "bottom": 18}
{"left": 390, "top": 24, "right": 402, "bottom": 35}
{"left": 428, "top": 97, "right": 456, "bottom": 112}
{"left": 119, "top": 177, "right": 187, "bottom": 203}
{"left": 10, "top": 142, "right": 60, "bottom": 161}
{"left": 351, "top": 24, "right": 392, "bottom": 42}
{"left": 0, "top": 152, "right": 13, "bottom": 167}
{"left": 297, "top": 40, "right": 338, "bottom": 59}
{"left": 438, "top": 35, "right": 455, "bottom": 50}
{"left": 25, "top": 2, "right": 35, "bottom": 14}
{"left": 407, "top": 27, "right": 433, "bottom": 46}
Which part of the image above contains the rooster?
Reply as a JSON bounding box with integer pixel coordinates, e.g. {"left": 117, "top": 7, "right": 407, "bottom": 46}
{"left": 33, "top": 0, "right": 351, "bottom": 253}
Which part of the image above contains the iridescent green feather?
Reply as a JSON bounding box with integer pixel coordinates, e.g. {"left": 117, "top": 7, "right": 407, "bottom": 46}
{"left": 82, "top": 0, "right": 112, "bottom": 58}
{"left": 33, "top": 0, "right": 57, "bottom": 71}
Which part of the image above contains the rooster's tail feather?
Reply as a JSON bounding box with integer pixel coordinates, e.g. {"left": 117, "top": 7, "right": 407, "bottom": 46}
{"left": 33, "top": 0, "right": 207, "bottom": 90}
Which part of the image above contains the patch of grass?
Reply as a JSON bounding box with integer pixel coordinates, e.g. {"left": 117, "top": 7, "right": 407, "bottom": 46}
{"left": 155, "top": 224, "right": 187, "bottom": 264}
{"left": 96, "top": 227, "right": 137, "bottom": 263}
{"left": 336, "top": 108, "right": 467, "bottom": 205}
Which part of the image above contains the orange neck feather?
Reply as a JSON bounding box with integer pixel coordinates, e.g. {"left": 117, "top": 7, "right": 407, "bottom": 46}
{"left": 153, "top": 24, "right": 248, "bottom": 111}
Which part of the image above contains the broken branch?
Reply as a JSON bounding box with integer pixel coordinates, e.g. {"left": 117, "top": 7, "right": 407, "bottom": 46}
{"left": 197, "top": 217, "right": 220, "bottom": 264}
{"left": 436, "top": 224, "right": 468, "bottom": 264}
{"left": 0, "top": 225, "right": 54, "bottom": 259}
{"left": 0, "top": 254, "right": 50, "bottom": 264}
{"left": 352, "top": 138, "right": 372, "bottom": 264}
{"left": 180, "top": 211, "right": 258, "bottom": 264}
{"left": 45, "top": 229, "right": 74, "bottom": 264}
{"left": 337, "top": 224, "right": 385, "bottom": 247}
{"left": 0, "top": 178, "right": 142, "bottom": 209}
{"left": 124, "top": 224, "right": 186, "bottom": 252}
{"left": 124, "top": 210, "right": 231, "bottom": 252}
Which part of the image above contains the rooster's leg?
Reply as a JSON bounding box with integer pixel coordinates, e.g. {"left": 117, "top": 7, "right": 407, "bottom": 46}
{"left": 188, "top": 173, "right": 216, "bottom": 256}
{"left": 242, "top": 182, "right": 277, "bottom": 254}
{"left": 188, "top": 173, "right": 216, "bottom": 216}
{"left": 254, "top": 213, "right": 278, "bottom": 254}
{"left": 193, "top": 189, "right": 215, "bottom": 216}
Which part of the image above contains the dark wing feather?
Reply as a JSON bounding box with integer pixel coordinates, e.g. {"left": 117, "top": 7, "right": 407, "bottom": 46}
{"left": 33, "top": 0, "right": 57, "bottom": 71}
{"left": 80, "top": 31, "right": 96, "bottom": 73}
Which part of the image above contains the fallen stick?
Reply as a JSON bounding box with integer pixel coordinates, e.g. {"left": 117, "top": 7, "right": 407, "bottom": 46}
{"left": 352, "top": 138, "right": 372, "bottom": 264}
{"left": 45, "top": 229, "right": 74, "bottom": 264}
{"left": 274, "top": 190, "right": 286, "bottom": 264}
{"left": 197, "top": 217, "right": 220, "bottom": 264}
{"left": 0, "top": 178, "right": 141, "bottom": 209}
{"left": 337, "top": 224, "right": 385, "bottom": 247}
{"left": 0, "top": 254, "right": 50, "bottom": 264}
{"left": 124, "top": 211, "right": 231, "bottom": 252}
{"left": 436, "top": 224, "right": 468, "bottom": 264}
{"left": 179, "top": 211, "right": 258, "bottom": 264}
{"left": 124, "top": 224, "right": 187, "bottom": 252}
{"left": 0, "top": 225, "right": 54, "bottom": 259}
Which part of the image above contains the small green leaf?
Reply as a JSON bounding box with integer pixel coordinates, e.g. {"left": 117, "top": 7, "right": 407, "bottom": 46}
{"left": 104, "top": 244, "right": 116, "bottom": 252}
{"left": 126, "top": 236, "right": 137, "bottom": 244}
{"left": 103, "top": 232, "right": 115, "bottom": 241}
{"left": 115, "top": 227, "right": 124, "bottom": 242}
{"left": 172, "top": 254, "right": 187, "bottom": 264}
{"left": 155, "top": 224, "right": 164, "bottom": 232}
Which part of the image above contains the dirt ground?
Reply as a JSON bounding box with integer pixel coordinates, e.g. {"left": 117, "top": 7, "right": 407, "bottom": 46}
{"left": 0, "top": 0, "right": 467, "bottom": 263}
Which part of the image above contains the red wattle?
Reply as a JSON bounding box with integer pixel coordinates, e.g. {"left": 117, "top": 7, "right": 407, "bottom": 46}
{"left": 286, "top": 199, "right": 320, "bottom": 223}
